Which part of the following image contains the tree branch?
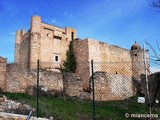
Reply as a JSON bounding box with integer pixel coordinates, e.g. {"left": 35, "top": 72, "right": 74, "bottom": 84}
{"left": 156, "top": 40, "right": 160, "bottom": 51}
{"left": 151, "top": 0, "right": 160, "bottom": 8}
{"left": 145, "top": 40, "right": 160, "bottom": 60}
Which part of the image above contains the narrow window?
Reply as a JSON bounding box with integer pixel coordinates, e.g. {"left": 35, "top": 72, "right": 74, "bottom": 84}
{"left": 55, "top": 56, "right": 58, "bottom": 61}
{"left": 134, "top": 54, "right": 137, "bottom": 56}
{"left": 71, "top": 32, "right": 74, "bottom": 41}
{"left": 54, "top": 53, "right": 60, "bottom": 63}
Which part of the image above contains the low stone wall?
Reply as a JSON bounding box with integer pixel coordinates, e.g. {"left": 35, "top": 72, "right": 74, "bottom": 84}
{"left": 64, "top": 73, "right": 83, "bottom": 97}
{"left": 6, "top": 63, "right": 63, "bottom": 93}
{"left": 5, "top": 63, "right": 83, "bottom": 98}
{"left": 2, "top": 63, "right": 135, "bottom": 101}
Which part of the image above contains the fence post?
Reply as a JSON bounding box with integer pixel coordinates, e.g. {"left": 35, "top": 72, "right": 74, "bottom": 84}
{"left": 91, "top": 60, "right": 96, "bottom": 120}
{"left": 36, "top": 59, "right": 39, "bottom": 118}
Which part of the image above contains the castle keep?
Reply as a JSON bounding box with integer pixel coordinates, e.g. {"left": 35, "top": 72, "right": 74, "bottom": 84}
{"left": 14, "top": 16, "right": 76, "bottom": 69}
{"left": 0, "top": 16, "right": 149, "bottom": 100}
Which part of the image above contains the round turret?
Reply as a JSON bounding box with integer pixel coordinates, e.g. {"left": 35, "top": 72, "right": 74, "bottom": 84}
{"left": 131, "top": 41, "right": 141, "bottom": 51}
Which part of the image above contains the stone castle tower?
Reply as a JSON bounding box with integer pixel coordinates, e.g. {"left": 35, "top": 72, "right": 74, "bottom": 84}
{"left": 131, "top": 41, "right": 149, "bottom": 81}
{"left": 14, "top": 16, "right": 76, "bottom": 69}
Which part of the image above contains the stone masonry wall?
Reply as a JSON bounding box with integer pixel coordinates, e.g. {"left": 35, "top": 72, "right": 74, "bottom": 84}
{"left": 64, "top": 73, "right": 83, "bottom": 97}
{"left": 15, "top": 16, "right": 76, "bottom": 70}
{"left": 72, "top": 39, "right": 90, "bottom": 91}
{"left": 93, "top": 72, "right": 134, "bottom": 101}
{"left": 6, "top": 64, "right": 63, "bottom": 93}
{"left": 73, "top": 38, "right": 132, "bottom": 91}
{"left": 0, "top": 57, "right": 7, "bottom": 91}
{"left": 87, "top": 39, "right": 132, "bottom": 76}
{"left": 40, "top": 23, "right": 74, "bottom": 69}
{"left": 19, "top": 32, "right": 30, "bottom": 69}
{"left": 5, "top": 63, "right": 83, "bottom": 98}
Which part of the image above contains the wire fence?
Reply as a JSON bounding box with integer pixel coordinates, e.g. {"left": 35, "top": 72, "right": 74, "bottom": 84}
{"left": 1, "top": 60, "right": 160, "bottom": 120}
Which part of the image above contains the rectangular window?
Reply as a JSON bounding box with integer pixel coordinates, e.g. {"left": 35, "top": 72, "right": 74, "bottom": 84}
{"left": 53, "top": 53, "right": 60, "bottom": 63}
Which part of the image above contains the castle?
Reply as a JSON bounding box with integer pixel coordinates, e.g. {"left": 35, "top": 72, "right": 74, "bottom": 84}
{"left": 0, "top": 16, "right": 149, "bottom": 100}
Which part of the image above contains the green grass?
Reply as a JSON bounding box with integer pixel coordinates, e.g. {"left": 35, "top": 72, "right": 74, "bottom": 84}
{"left": 3, "top": 93, "right": 160, "bottom": 120}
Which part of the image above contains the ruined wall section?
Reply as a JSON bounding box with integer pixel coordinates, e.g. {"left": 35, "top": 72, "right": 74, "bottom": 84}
{"left": 0, "top": 57, "right": 7, "bottom": 91}
{"left": 64, "top": 73, "right": 83, "bottom": 97}
{"left": 5, "top": 63, "right": 83, "bottom": 97}
{"left": 6, "top": 64, "right": 63, "bottom": 93}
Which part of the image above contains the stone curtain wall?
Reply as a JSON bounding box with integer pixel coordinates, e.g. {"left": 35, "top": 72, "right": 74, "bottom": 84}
{"left": 73, "top": 38, "right": 133, "bottom": 91}
{"left": 0, "top": 57, "right": 7, "bottom": 91}
{"left": 93, "top": 72, "right": 134, "bottom": 101}
{"left": 0, "top": 62, "right": 135, "bottom": 101}
{"left": 87, "top": 39, "right": 132, "bottom": 76}
{"left": 6, "top": 64, "right": 63, "bottom": 93}
{"left": 5, "top": 63, "right": 83, "bottom": 98}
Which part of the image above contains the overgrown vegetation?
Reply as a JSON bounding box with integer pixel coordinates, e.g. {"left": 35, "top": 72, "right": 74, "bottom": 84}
{"left": 61, "top": 41, "right": 76, "bottom": 73}
{"left": 4, "top": 93, "right": 160, "bottom": 120}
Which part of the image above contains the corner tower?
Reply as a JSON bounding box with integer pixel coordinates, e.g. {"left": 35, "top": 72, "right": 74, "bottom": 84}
{"left": 131, "top": 41, "right": 149, "bottom": 81}
{"left": 30, "top": 16, "right": 41, "bottom": 69}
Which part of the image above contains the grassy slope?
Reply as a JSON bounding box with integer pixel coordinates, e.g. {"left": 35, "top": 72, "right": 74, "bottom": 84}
{"left": 3, "top": 93, "right": 160, "bottom": 120}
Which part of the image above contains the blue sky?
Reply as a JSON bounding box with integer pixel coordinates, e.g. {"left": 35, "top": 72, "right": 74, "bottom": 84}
{"left": 0, "top": 0, "right": 160, "bottom": 62}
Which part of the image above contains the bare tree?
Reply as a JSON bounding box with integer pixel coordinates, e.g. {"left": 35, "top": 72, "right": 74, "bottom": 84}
{"left": 151, "top": 0, "right": 160, "bottom": 8}
{"left": 145, "top": 40, "right": 160, "bottom": 113}
{"left": 146, "top": 40, "right": 160, "bottom": 62}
